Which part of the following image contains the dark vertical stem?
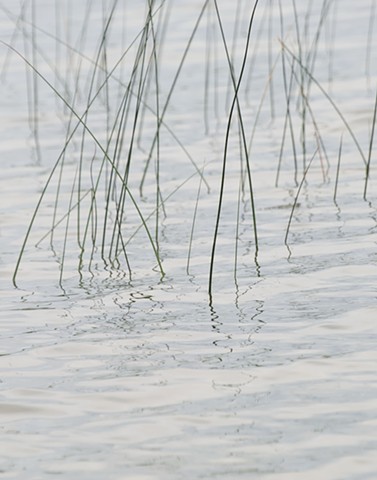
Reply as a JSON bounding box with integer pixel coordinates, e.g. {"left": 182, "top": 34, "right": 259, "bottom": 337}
{"left": 30, "top": 0, "right": 41, "bottom": 163}
{"left": 267, "top": 0, "right": 275, "bottom": 119}
{"left": 364, "top": 86, "right": 377, "bottom": 199}
{"left": 285, "top": 148, "right": 318, "bottom": 245}
{"left": 366, "top": 0, "right": 377, "bottom": 89}
{"left": 333, "top": 135, "right": 342, "bottom": 203}
{"left": 209, "top": 0, "right": 260, "bottom": 296}
{"left": 139, "top": 0, "right": 210, "bottom": 196}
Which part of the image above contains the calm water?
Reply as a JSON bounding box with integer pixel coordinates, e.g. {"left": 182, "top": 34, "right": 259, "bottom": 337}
{"left": 1, "top": 1, "right": 377, "bottom": 479}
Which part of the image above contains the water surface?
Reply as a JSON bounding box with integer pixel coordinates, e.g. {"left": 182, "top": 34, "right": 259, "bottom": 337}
{"left": 1, "top": 1, "right": 377, "bottom": 479}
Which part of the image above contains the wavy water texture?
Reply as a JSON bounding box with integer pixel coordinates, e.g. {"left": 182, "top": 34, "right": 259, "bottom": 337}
{"left": 1, "top": 1, "right": 377, "bottom": 479}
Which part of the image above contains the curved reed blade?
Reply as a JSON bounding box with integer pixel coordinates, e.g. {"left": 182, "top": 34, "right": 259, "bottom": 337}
{"left": 280, "top": 40, "right": 367, "bottom": 167}
{"left": 208, "top": 0, "right": 260, "bottom": 296}
{"left": 284, "top": 148, "right": 318, "bottom": 246}
{"left": 363, "top": 85, "right": 377, "bottom": 200}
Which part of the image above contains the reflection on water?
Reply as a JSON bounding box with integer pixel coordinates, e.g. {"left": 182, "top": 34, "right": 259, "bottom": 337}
{"left": 1, "top": 0, "right": 377, "bottom": 479}
{"left": 1, "top": 280, "right": 376, "bottom": 479}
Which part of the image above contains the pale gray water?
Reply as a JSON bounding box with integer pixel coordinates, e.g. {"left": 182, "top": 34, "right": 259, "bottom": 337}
{"left": 1, "top": 1, "right": 377, "bottom": 479}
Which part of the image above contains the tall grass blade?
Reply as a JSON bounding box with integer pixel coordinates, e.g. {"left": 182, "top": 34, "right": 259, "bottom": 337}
{"left": 280, "top": 40, "right": 367, "bottom": 167}
{"left": 285, "top": 148, "right": 318, "bottom": 245}
{"left": 208, "top": 0, "right": 260, "bottom": 296}
{"left": 333, "top": 134, "right": 343, "bottom": 203}
{"left": 139, "top": 0, "right": 210, "bottom": 196}
{"left": 363, "top": 85, "right": 377, "bottom": 199}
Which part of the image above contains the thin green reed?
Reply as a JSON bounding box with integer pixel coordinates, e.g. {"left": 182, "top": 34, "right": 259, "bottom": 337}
{"left": 208, "top": 0, "right": 260, "bottom": 297}
{"left": 363, "top": 85, "right": 377, "bottom": 199}
{"left": 139, "top": 0, "right": 210, "bottom": 197}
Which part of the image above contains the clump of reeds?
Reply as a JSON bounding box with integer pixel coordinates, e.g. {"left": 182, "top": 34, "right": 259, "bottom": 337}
{"left": 3, "top": 0, "right": 376, "bottom": 293}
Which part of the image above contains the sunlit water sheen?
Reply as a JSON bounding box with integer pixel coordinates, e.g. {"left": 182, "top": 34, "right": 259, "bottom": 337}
{"left": 1, "top": 1, "right": 377, "bottom": 479}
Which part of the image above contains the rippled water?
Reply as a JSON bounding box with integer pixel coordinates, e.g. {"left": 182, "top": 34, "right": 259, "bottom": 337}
{"left": 1, "top": 1, "right": 377, "bottom": 479}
